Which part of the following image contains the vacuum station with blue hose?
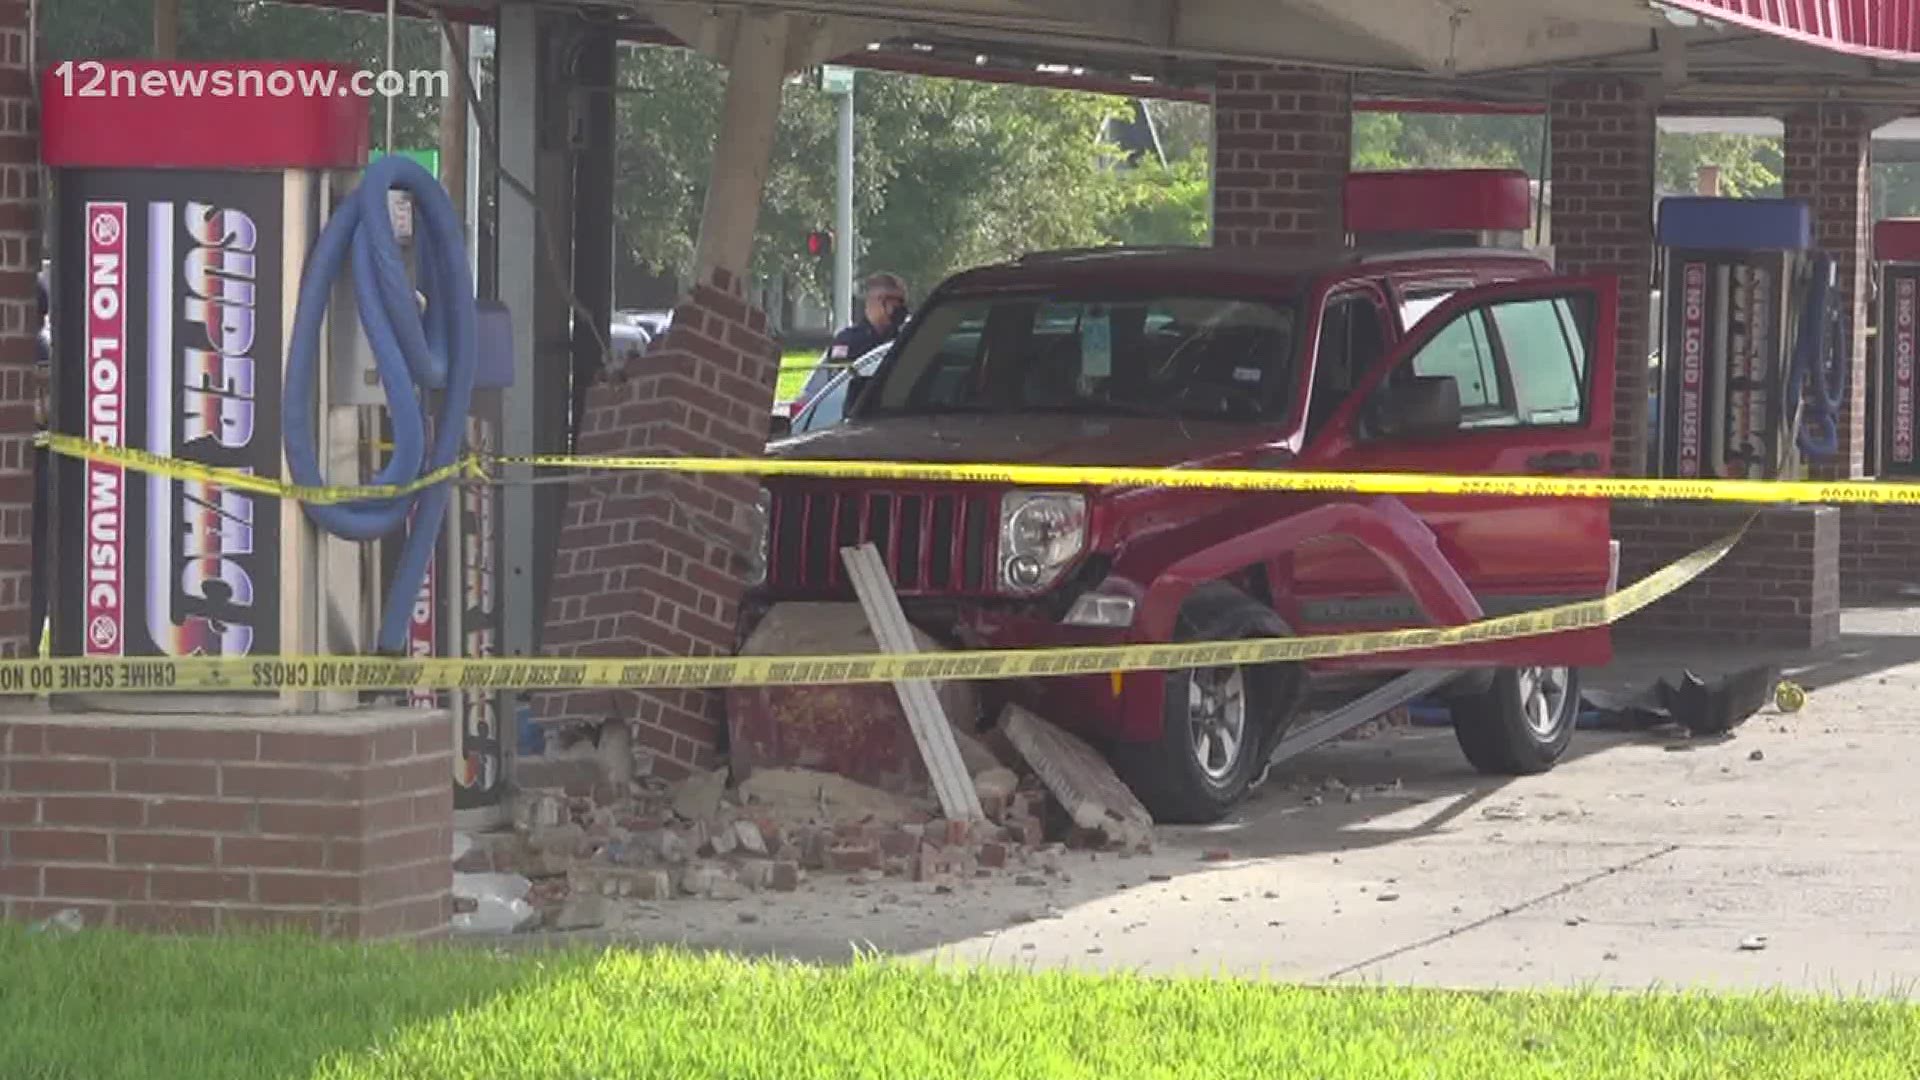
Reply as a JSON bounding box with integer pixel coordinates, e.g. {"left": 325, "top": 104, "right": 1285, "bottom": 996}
{"left": 1653, "top": 196, "right": 1849, "bottom": 480}
{"left": 45, "top": 90, "right": 509, "bottom": 811}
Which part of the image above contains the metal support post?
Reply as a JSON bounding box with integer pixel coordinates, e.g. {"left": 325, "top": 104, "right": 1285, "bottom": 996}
{"left": 495, "top": 3, "right": 539, "bottom": 681}
{"left": 834, "top": 77, "right": 854, "bottom": 324}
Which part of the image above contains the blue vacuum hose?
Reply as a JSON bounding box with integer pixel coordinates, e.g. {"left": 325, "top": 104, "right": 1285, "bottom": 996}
{"left": 1787, "top": 254, "right": 1848, "bottom": 461}
{"left": 282, "top": 154, "right": 477, "bottom": 655}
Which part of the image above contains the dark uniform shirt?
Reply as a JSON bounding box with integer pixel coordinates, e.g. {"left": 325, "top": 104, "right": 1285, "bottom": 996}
{"left": 796, "top": 317, "right": 901, "bottom": 409}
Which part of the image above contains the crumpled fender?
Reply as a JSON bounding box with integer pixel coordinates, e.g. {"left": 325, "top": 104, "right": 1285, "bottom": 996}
{"left": 1132, "top": 496, "right": 1484, "bottom": 643}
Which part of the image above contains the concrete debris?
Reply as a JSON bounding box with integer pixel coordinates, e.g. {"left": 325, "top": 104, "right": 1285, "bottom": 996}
{"left": 673, "top": 768, "right": 728, "bottom": 823}
{"left": 1003, "top": 704, "right": 1154, "bottom": 852}
{"left": 975, "top": 767, "right": 1019, "bottom": 799}
{"left": 550, "top": 892, "right": 608, "bottom": 932}
{"left": 769, "top": 861, "right": 802, "bottom": 892}
{"left": 1739, "top": 934, "right": 1770, "bottom": 952}
{"left": 737, "top": 767, "right": 929, "bottom": 826}
{"left": 733, "top": 820, "right": 769, "bottom": 856}
{"left": 527, "top": 823, "right": 587, "bottom": 856}
{"left": 679, "top": 864, "right": 724, "bottom": 898}
{"left": 516, "top": 790, "right": 568, "bottom": 831}
{"left": 1749, "top": 749, "right": 1766, "bottom": 762}
{"left": 1201, "top": 849, "right": 1232, "bottom": 863}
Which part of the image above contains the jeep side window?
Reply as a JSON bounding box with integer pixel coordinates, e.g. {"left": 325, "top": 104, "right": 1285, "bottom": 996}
{"left": 1487, "top": 296, "right": 1591, "bottom": 426}
{"left": 1408, "top": 309, "right": 1515, "bottom": 426}
{"left": 1308, "top": 294, "right": 1387, "bottom": 440}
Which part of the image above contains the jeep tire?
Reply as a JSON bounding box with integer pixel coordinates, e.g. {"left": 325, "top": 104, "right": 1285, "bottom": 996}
{"left": 1110, "top": 592, "right": 1289, "bottom": 824}
{"left": 1451, "top": 666, "right": 1579, "bottom": 775}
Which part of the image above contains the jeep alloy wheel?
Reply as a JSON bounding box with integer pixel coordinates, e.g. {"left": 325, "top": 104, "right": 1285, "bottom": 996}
{"left": 1188, "top": 666, "right": 1248, "bottom": 782}
{"left": 1452, "top": 665, "right": 1580, "bottom": 776}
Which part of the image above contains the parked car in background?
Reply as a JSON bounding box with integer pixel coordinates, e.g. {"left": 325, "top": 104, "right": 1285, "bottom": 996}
{"left": 769, "top": 343, "right": 890, "bottom": 443}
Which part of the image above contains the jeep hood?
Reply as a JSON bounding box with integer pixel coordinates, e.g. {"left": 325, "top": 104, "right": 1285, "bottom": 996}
{"left": 767, "top": 415, "right": 1285, "bottom": 469}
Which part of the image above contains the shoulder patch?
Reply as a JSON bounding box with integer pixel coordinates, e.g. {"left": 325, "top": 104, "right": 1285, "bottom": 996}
{"left": 829, "top": 345, "right": 849, "bottom": 359}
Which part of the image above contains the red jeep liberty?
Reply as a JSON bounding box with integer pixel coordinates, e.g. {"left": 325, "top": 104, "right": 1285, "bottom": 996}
{"left": 742, "top": 171, "right": 1620, "bottom": 823}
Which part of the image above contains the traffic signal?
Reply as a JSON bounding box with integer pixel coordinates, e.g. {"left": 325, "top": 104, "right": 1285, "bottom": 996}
{"left": 806, "top": 229, "right": 833, "bottom": 258}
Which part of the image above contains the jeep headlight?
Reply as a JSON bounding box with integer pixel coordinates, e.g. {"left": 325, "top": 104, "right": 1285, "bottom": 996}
{"left": 998, "top": 492, "right": 1086, "bottom": 593}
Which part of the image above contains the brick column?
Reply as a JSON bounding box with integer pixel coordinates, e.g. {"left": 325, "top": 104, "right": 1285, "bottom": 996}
{"left": 1211, "top": 64, "right": 1351, "bottom": 251}
{"left": 1, "top": 708, "right": 452, "bottom": 938}
{"left": 1548, "top": 77, "right": 1658, "bottom": 476}
{"left": 1784, "top": 103, "right": 1871, "bottom": 479}
{"left": 541, "top": 269, "right": 776, "bottom": 780}
{"left": 0, "top": 0, "right": 35, "bottom": 656}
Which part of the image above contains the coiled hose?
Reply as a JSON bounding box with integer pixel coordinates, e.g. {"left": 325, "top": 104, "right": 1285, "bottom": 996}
{"left": 1787, "top": 253, "right": 1849, "bottom": 462}
{"left": 282, "top": 154, "right": 477, "bottom": 655}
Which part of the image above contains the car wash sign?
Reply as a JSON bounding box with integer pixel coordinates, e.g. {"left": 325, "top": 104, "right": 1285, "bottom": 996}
{"left": 54, "top": 170, "right": 285, "bottom": 660}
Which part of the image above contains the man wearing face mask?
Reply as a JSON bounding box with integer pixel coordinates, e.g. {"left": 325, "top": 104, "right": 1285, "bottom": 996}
{"left": 791, "top": 272, "right": 909, "bottom": 413}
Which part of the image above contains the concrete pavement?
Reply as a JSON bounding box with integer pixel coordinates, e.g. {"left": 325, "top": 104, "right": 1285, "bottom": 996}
{"left": 594, "top": 607, "right": 1920, "bottom": 995}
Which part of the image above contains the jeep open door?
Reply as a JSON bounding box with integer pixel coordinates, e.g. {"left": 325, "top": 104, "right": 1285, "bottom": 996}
{"left": 1287, "top": 275, "right": 1620, "bottom": 671}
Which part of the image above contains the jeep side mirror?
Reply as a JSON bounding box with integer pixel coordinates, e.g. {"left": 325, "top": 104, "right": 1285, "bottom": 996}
{"left": 1366, "top": 375, "right": 1461, "bottom": 441}
{"left": 767, "top": 414, "right": 792, "bottom": 441}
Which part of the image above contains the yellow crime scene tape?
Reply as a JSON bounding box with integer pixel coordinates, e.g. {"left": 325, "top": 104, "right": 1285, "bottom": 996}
{"left": 0, "top": 517, "right": 1745, "bottom": 694}
{"left": 37, "top": 431, "right": 1920, "bottom": 507}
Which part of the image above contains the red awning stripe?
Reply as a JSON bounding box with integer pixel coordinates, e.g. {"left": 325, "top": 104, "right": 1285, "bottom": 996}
{"left": 1663, "top": 0, "right": 1920, "bottom": 61}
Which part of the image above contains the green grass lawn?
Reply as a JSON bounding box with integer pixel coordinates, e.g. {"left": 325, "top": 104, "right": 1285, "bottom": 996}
{"left": 5, "top": 926, "right": 1920, "bottom": 1080}
{"left": 777, "top": 349, "right": 821, "bottom": 401}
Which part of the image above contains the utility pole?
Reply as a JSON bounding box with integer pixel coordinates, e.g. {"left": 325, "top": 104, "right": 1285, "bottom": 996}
{"left": 152, "top": 0, "right": 179, "bottom": 58}
{"left": 823, "top": 65, "right": 855, "bottom": 324}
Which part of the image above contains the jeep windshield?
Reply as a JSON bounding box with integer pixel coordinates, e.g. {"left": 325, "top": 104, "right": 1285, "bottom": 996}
{"left": 859, "top": 291, "right": 1299, "bottom": 422}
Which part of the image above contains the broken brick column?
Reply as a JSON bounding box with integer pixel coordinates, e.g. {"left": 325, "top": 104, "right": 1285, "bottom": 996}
{"left": 540, "top": 271, "right": 777, "bottom": 779}
{"left": 1210, "top": 64, "right": 1352, "bottom": 251}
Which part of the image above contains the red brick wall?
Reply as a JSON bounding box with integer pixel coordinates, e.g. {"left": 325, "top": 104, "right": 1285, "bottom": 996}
{"left": 0, "top": 0, "right": 35, "bottom": 655}
{"left": 0, "top": 710, "right": 452, "bottom": 938}
{"left": 1784, "top": 104, "right": 1870, "bottom": 480}
{"left": 1211, "top": 64, "right": 1351, "bottom": 251}
{"left": 541, "top": 269, "right": 777, "bottom": 779}
{"left": 1548, "top": 77, "right": 1658, "bottom": 477}
{"left": 1840, "top": 505, "right": 1920, "bottom": 601}
{"left": 1614, "top": 504, "right": 1839, "bottom": 649}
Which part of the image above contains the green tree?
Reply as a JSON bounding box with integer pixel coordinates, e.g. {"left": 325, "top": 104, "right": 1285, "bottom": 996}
{"left": 613, "top": 50, "right": 1134, "bottom": 302}
{"left": 1655, "top": 133, "right": 1783, "bottom": 196}
{"left": 1099, "top": 148, "right": 1210, "bottom": 247}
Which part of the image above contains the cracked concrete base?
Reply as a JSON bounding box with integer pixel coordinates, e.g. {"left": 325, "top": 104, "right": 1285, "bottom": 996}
{"left": 535, "top": 607, "right": 1920, "bottom": 996}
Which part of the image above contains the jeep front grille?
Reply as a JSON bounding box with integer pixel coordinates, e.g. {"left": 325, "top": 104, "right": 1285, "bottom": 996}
{"left": 767, "top": 486, "right": 998, "bottom": 595}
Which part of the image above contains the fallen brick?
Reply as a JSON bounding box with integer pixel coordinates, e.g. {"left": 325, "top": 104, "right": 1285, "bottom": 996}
{"left": 826, "top": 843, "right": 881, "bottom": 873}
{"left": 977, "top": 842, "right": 1008, "bottom": 869}
{"left": 769, "top": 861, "right": 801, "bottom": 892}
{"left": 734, "top": 820, "right": 769, "bottom": 856}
